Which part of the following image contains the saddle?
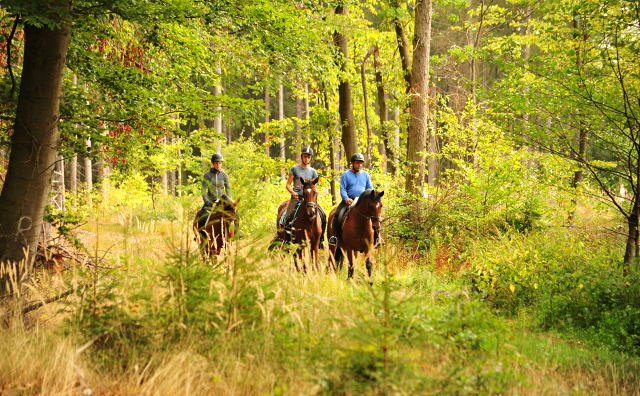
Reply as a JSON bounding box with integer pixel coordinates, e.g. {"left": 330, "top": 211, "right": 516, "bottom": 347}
{"left": 334, "top": 197, "right": 359, "bottom": 234}
{"left": 198, "top": 199, "right": 220, "bottom": 233}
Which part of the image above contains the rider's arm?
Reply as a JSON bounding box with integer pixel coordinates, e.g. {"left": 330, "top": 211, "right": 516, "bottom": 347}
{"left": 366, "top": 173, "right": 374, "bottom": 190}
{"left": 339, "top": 173, "right": 349, "bottom": 202}
{"left": 286, "top": 173, "right": 298, "bottom": 198}
{"left": 224, "top": 173, "right": 232, "bottom": 198}
{"left": 202, "top": 176, "right": 211, "bottom": 204}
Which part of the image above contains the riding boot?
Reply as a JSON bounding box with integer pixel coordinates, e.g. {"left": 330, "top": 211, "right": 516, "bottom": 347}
{"left": 329, "top": 213, "right": 340, "bottom": 247}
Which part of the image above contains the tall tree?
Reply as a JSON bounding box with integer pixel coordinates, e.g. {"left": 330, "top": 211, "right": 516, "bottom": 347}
{"left": 405, "top": 0, "right": 433, "bottom": 194}
{"left": 0, "top": 13, "right": 71, "bottom": 290}
{"left": 374, "top": 46, "right": 394, "bottom": 175}
{"left": 333, "top": 3, "right": 358, "bottom": 164}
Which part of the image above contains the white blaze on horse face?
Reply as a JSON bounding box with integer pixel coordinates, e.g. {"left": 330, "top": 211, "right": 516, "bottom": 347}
{"left": 306, "top": 189, "right": 311, "bottom": 194}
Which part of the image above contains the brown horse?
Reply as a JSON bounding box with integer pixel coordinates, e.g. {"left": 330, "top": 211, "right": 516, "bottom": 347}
{"left": 193, "top": 194, "right": 237, "bottom": 256}
{"left": 327, "top": 189, "right": 384, "bottom": 284}
{"left": 273, "top": 177, "right": 322, "bottom": 271}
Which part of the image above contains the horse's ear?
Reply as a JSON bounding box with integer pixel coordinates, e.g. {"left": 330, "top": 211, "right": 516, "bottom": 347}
{"left": 300, "top": 177, "right": 307, "bottom": 185}
{"left": 378, "top": 190, "right": 384, "bottom": 198}
{"left": 311, "top": 176, "right": 319, "bottom": 185}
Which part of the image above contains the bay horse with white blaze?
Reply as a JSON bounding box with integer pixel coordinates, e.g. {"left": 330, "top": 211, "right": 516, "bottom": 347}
{"left": 327, "top": 189, "right": 384, "bottom": 284}
{"left": 273, "top": 177, "right": 322, "bottom": 271}
{"left": 193, "top": 194, "right": 237, "bottom": 256}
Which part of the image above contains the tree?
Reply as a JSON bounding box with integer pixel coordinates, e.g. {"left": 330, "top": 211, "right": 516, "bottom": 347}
{"left": 333, "top": 3, "right": 358, "bottom": 164}
{"left": 405, "top": 0, "right": 433, "bottom": 194}
{"left": 0, "top": 9, "right": 71, "bottom": 292}
{"left": 489, "top": 0, "right": 640, "bottom": 265}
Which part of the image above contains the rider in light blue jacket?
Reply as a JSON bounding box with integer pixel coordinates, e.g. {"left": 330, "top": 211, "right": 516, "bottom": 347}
{"left": 329, "top": 153, "right": 373, "bottom": 246}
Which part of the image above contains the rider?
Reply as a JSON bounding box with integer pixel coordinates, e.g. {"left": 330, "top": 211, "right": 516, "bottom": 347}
{"left": 328, "top": 153, "right": 374, "bottom": 247}
{"left": 284, "top": 146, "right": 327, "bottom": 248}
{"left": 200, "top": 153, "right": 232, "bottom": 229}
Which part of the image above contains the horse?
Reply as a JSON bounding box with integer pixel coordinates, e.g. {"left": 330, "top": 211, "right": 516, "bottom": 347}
{"left": 327, "top": 189, "right": 384, "bottom": 285}
{"left": 273, "top": 177, "right": 322, "bottom": 271}
{"left": 193, "top": 194, "right": 237, "bottom": 256}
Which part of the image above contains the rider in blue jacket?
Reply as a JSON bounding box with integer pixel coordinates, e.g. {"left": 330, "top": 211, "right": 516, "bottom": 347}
{"left": 329, "top": 153, "right": 373, "bottom": 246}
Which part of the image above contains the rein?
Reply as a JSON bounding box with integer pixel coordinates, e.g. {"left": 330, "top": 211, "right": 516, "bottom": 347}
{"left": 353, "top": 200, "right": 382, "bottom": 224}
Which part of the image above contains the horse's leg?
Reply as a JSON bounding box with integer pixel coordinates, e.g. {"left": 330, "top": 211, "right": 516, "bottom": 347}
{"left": 365, "top": 251, "right": 374, "bottom": 286}
{"left": 347, "top": 249, "right": 356, "bottom": 280}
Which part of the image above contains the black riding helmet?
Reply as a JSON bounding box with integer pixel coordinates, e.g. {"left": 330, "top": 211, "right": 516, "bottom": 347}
{"left": 301, "top": 146, "right": 314, "bottom": 156}
{"left": 211, "top": 153, "right": 224, "bottom": 163}
{"left": 350, "top": 153, "right": 365, "bottom": 163}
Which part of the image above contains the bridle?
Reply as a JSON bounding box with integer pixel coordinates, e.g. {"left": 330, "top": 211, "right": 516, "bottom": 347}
{"left": 302, "top": 186, "right": 319, "bottom": 221}
{"left": 353, "top": 199, "right": 382, "bottom": 228}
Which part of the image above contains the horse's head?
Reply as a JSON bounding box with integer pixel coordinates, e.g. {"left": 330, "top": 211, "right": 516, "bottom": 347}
{"left": 220, "top": 194, "right": 238, "bottom": 218}
{"left": 361, "top": 189, "right": 384, "bottom": 230}
{"left": 300, "top": 177, "right": 320, "bottom": 220}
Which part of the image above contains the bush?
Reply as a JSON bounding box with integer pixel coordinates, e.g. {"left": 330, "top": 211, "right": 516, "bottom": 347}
{"left": 465, "top": 229, "right": 640, "bottom": 354}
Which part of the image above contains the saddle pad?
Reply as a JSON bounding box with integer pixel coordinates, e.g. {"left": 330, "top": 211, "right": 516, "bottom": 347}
{"left": 279, "top": 201, "right": 302, "bottom": 226}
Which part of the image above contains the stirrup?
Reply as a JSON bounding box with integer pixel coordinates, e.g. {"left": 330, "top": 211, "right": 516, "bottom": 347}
{"left": 375, "top": 237, "right": 385, "bottom": 247}
{"left": 328, "top": 236, "right": 338, "bottom": 247}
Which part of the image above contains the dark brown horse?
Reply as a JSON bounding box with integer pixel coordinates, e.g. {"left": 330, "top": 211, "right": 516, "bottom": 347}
{"left": 193, "top": 194, "right": 237, "bottom": 256}
{"left": 327, "top": 189, "right": 384, "bottom": 284}
{"left": 273, "top": 177, "right": 322, "bottom": 271}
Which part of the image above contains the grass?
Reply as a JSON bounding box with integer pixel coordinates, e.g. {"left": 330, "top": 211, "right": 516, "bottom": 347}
{"left": 1, "top": 196, "right": 640, "bottom": 395}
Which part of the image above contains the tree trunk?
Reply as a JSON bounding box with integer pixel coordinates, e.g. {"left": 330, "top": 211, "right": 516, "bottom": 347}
{"left": 323, "top": 83, "right": 338, "bottom": 205}
{"left": 405, "top": 0, "right": 432, "bottom": 195}
{"left": 374, "top": 47, "right": 393, "bottom": 175}
{"left": 278, "top": 83, "right": 285, "bottom": 180}
{"left": 264, "top": 85, "right": 270, "bottom": 157}
{"left": 70, "top": 154, "right": 77, "bottom": 192}
{"left": 568, "top": 14, "right": 588, "bottom": 225}
{"left": 392, "top": 3, "right": 412, "bottom": 93}
{"left": 56, "top": 155, "right": 65, "bottom": 210}
{"left": 214, "top": 66, "right": 222, "bottom": 154}
{"left": 334, "top": 4, "right": 358, "bottom": 166}
{"left": 295, "top": 91, "right": 303, "bottom": 162}
{"left": 84, "top": 138, "right": 92, "bottom": 191}
{"left": 624, "top": 202, "right": 637, "bottom": 264}
{"left": 0, "top": 20, "right": 71, "bottom": 294}
{"left": 428, "top": 114, "right": 436, "bottom": 186}
{"left": 361, "top": 47, "right": 375, "bottom": 167}
{"left": 304, "top": 82, "right": 310, "bottom": 142}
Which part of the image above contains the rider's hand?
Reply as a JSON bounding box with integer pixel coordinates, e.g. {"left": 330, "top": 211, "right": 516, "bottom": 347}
{"left": 292, "top": 192, "right": 299, "bottom": 199}
{"left": 346, "top": 198, "right": 353, "bottom": 205}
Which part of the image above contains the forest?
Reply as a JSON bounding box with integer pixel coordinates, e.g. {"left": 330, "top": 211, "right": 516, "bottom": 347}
{"left": 0, "top": 0, "right": 639, "bottom": 394}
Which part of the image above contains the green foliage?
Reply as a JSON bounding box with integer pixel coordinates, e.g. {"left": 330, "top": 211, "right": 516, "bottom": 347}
{"left": 466, "top": 228, "right": 640, "bottom": 355}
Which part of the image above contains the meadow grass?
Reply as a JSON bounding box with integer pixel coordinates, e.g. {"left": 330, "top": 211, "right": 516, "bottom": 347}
{"left": 1, "top": 197, "right": 639, "bottom": 395}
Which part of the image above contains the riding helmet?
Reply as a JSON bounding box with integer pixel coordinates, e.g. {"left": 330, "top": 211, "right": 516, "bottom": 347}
{"left": 301, "top": 146, "right": 314, "bottom": 156}
{"left": 350, "top": 153, "right": 365, "bottom": 163}
{"left": 211, "top": 153, "right": 224, "bottom": 163}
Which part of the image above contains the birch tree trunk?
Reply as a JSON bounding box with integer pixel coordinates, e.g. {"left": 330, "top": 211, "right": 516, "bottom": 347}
{"left": 70, "top": 154, "right": 77, "bottom": 192}
{"left": 405, "top": 0, "right": 432, "bottom": 194}
{"left": 0, "top": 18, "right": 71, "bottom": 291}
{"left": 264, "top": 85, "right": 270, "bottom": 157}
{"left": 56, "top": 155, "right": 65, "bottom": 210}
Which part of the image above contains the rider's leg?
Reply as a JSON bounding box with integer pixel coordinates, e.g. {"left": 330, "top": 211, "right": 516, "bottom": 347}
{"left": 329, "top": 201, "right": 347, "bottom": 246}
{"left": 283, "top": 197, "right": 300, "bottom": 241}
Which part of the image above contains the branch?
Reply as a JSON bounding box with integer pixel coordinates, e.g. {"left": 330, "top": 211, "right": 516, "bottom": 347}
{"left": 6, "top": 16, "right": 20, "bottom": 99}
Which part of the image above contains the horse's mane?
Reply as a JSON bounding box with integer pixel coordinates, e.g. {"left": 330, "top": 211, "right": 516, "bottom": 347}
{"left": 358, "top": 189, "right": 380, "bottom": 204}
{"left": 220, "top": 194, "right": 236, "bottom": 210}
